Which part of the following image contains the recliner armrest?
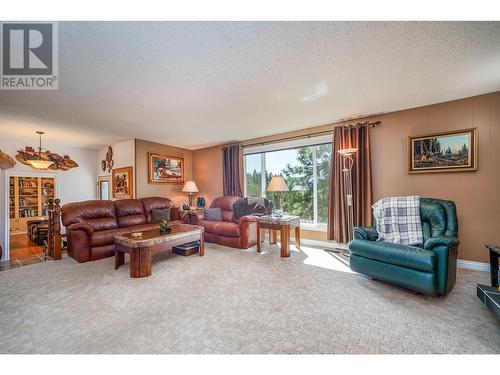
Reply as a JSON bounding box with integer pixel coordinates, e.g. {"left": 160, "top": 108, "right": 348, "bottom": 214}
{"left": 238, "top": 215, "right": 257, "bottom": 226}
{"left": 238, "top": 215, "right": 257, "bottom": 249}
{"left": 67, "top": 223, "right": 94, "bottom": 236}
{"left": 353, "top": 226, "right": 378, "bottom": 241}
{"left": 424, "top": 235, "right": 459, "bottom": 250}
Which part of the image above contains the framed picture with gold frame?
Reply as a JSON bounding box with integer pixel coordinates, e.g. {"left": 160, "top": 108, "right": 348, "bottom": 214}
{"left": 112, "top": 166, "right": 134, "bottom": 199}
{"left": 408, "top": 128, "right": 477, "bottom": 173}
{"left": 148, "top": 152, "right": 184, "bottom": 184}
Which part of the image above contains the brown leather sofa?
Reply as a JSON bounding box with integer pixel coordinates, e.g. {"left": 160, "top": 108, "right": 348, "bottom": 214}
{"left": 186, "top": 196, "right": 257, "bottom": 249}
{"left": 61, "top": 197, "right": 181, "bottom": 263}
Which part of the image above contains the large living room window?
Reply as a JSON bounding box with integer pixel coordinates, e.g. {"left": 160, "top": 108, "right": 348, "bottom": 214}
{"left": 243, "top": 135, "right": 332, "bottom": 228}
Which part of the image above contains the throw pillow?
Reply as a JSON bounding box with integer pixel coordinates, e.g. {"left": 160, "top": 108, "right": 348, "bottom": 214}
{"left": 204, "top": 207, "right": 222, "bottom": 221}
{"left": 151, "top": 208, "right": 171, "bottom": 223}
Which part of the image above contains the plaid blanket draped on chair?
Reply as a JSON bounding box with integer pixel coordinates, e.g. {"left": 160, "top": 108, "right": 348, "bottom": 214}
{"left": 372, "top": 196, "right": 424, "bottom": 246}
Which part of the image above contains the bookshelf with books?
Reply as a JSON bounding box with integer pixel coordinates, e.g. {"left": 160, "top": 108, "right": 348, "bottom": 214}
{"left": 9, "top": 176, "right": 56, "bottom": 233}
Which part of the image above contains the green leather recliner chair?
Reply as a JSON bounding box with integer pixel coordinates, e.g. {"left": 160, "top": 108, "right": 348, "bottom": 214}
{"left": 349, "top": 198, "right": 459, "bottom": 296}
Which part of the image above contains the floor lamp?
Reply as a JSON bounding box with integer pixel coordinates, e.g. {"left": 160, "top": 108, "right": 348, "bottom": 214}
{"left": 338, "top": 148, "right": 358, "bottom": 244}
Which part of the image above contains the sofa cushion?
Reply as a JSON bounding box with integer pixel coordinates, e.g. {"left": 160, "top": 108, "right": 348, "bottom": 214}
{"left": 350, "top": 239, "right": 436, "bottom": 273}
{"left": 62, "top": 200, "right": 118, "bottom": 231}
{"left": 90, "top": 227, "right": 133, "bottom": 247}
{"left": 205, "top": 207, "right": 222, "bottom": 221}
{"left": 141, "top": 197, "right": 175, "bottom": 222}
{"left": 114, "top": 199, "right": 147, "bottom": 227}
{"left": 89, "top": 222, "right": 167, "bottom": 247}
{"left": 198, "top": 219, "right": 240, "bottom": 237}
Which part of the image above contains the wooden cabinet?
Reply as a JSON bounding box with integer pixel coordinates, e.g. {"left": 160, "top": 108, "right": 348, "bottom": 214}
{"left": 9, "top": 176, "right": 56, "bottom": 233}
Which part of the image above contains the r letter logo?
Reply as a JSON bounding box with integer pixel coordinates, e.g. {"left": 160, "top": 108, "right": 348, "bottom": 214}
{"left": 0, "top": 22, "right": 58, "bottom": 90}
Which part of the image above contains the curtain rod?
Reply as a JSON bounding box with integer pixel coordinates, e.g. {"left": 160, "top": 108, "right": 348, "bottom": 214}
{"left": 237, "top": 120, "right": 381, "bottom": 149}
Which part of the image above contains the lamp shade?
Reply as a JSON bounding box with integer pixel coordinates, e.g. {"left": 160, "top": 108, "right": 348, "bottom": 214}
{"left": 182, "top": 181, "right": 199, "bottom": 193}
{"left": 337, "top": 148, "right": 358, "bottom": 156}
{"left": 27, "top": 159, "right": 53, "bottom": 170}
{"left": 266, "top": 176, "right": 289, "bottom": 192}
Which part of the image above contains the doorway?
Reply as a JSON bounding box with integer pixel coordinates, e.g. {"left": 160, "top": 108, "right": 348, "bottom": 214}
{"left": 97, "top": 176, "right": 111, "bottom": 200}
{"left": 3, "top": 171, "right": 58, "bottom": 263}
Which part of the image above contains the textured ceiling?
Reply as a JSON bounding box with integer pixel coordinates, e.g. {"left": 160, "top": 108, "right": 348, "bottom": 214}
{"left": 1, "top": 21, "right": 500, "bottom": 149}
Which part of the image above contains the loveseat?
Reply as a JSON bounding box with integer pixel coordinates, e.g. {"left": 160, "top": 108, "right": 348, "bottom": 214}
{"left": 62, "top": 197, "right": 182, "bottom": 262}
{"left": 187, "top": 196, "right": 258, "bottom": 249}
{"left": 349, "top": 198, "right": 459, "bottom": 296}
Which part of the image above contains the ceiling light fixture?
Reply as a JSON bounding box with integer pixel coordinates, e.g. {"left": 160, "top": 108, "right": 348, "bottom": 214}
{"left": 26, "top": 131, "right": 54, "bottom": 170}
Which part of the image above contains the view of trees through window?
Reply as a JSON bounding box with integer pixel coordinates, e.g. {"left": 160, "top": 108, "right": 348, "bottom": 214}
{"left": 244, "top": 143, "right": 332, "bottom": 225}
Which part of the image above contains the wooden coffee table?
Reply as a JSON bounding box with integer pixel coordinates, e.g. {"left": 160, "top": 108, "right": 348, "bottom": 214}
{"left": 256, "top": 215, "right": 300, "bottom": 257}
{"left": 114, "top": 224, "right": 204, "bottom": 278}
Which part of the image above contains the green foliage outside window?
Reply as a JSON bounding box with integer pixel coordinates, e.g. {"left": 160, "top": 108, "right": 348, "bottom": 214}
{"left": 244, "top": 143, "right": 332, "bottom": 224}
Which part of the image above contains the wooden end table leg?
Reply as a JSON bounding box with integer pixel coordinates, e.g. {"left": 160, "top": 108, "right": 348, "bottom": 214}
{"left": 129, "top": 247, "right": 152, "bottom": 278}
{"left": 257, "top": 223, "right": 261, "bottom": 252}
{"left": 270, "top": 229, "right": 278, "bottom": 244}
{"left": 295, "top": 226, "right": 301, "bottom": 249}
{"left": 115, "top": 249, "right": 124, "bottom": 270}
{"left": 199, "top": 234, "right": 205, "bottom": 256}
{"left": 280, "top": 225, "right": 290, "bottom": 257}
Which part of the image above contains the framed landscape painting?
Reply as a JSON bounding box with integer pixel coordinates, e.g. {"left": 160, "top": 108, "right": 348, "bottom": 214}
{"left": 148, "top": 152, "right": 184, "bottom": 184}
{"left": 408, "top": 128, "right": 477, "bottom": 173}
{"left": 112, "top": 166, "right": 133, "bottom": 199}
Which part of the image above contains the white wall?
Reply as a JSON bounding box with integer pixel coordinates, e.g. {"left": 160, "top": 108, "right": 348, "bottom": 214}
{"left": 97, "top": 139, "right": 135, "bottom": 177}
{"left": 96, "top": 139, "right": 136, "bottom": 198}
{"left": 0, "top": 141, "right": 98, "bottom": 260}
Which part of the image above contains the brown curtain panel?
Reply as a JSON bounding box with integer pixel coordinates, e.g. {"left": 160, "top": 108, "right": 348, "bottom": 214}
{"left": 327, "top": 123, "right": 373, "bottom": 242}
{"left": 222, "top": 144, "right": 243, "bottom": 197}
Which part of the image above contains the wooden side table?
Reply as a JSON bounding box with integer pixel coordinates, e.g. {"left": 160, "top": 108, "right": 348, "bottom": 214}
{"left": 256, "top": 215, "right": 300, "bottom": 257}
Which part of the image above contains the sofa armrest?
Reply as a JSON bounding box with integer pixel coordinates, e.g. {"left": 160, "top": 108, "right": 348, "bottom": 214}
{"left": 238, "top": 215, "right": 257, "bottom": 226}
{"left": 238, "top": 216, "right": 257, "bottom": 249}
{"left": 424, "top": 235, "right": 459, "bottom": 250}
{"left": 353, "top": 226, "right": 378, "bottom": 241}
{"left": 67, "top": 223, "right": 94, "bottom": 236}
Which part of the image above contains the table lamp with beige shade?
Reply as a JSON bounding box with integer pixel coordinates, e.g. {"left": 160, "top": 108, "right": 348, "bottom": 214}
{"left": 266, "top": 175, "right": 289, "bottom": 217}
{"left": 182, "top": 181, "right": 199, "bottom": 209}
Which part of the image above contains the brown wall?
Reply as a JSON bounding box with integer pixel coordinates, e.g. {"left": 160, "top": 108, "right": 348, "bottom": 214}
{"left": 192, "top": 146, "right": 224, "bottom": 204}
{"left": 135, "top": 139, "right": 193, "bottom": 206}
{"left": 370, "top": 92, "right": 500, "bottom": 263}
{"left": 191, "top": 91, "right": 500, "bottom": 262}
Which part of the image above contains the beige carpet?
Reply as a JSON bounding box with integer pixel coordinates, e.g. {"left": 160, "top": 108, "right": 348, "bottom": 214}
{"left": 0, "top": 242, "right": 498, "bottom": 354}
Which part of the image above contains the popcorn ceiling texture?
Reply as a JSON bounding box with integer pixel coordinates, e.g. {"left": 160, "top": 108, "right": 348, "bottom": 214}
{"left": 1, "top": 22, "right": 500, "bottom": 149}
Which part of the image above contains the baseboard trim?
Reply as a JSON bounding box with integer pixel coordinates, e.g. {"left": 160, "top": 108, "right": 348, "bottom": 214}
{"left": 457, "top": 259, "right": 490, "bottom": 272}
{"left": 300, "top": 239, "right": 490, "bottom": 272}
{"left": 300, "top": 238, "right": 348, "bottom": 250}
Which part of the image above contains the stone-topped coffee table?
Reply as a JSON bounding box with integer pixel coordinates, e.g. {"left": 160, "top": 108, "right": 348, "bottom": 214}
{"left": 256, "top": 215, "right": 300, "bottom": 257}
{"left": 114, "top": 224, "right": 204, "bottom": 278}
